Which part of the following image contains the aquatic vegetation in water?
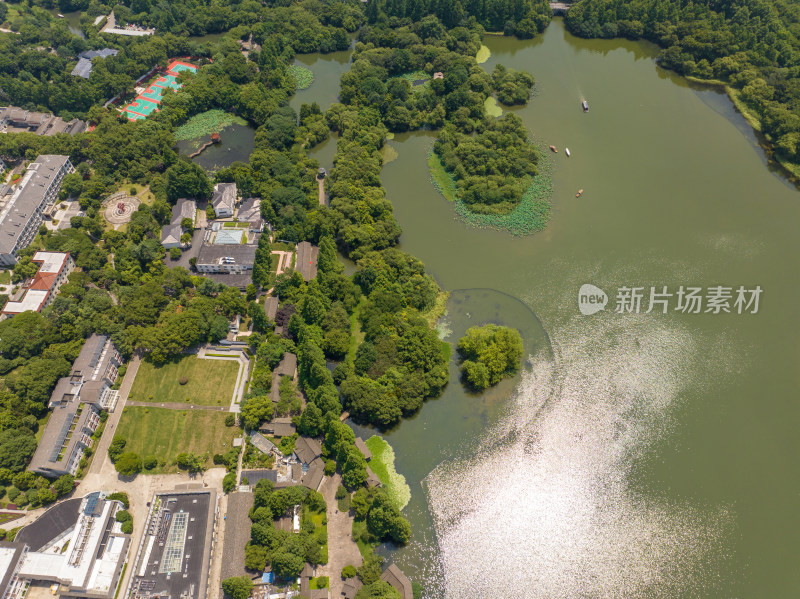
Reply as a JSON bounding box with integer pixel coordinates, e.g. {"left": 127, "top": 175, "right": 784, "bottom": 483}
{"left": 476, "top": 44, "right": 491, "bottom": 63}
{"left": 484, "top": 96, "right": 503, "bottom": 117}
{"left": 429, "top": 146, "right": 553, "bottom": 236}
{"left": 365, "top": 436, "right": 411, "bottom": 510}
{"left": 174, "top": 109, "right": 247, "bottom": 141}
{"left": 289, "top": 65, "right": 314, "bottom": 90}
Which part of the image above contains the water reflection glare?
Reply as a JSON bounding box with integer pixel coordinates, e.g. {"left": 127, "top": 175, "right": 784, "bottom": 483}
{"left": 425, "top": 316, "right": 734, "bottom": 598}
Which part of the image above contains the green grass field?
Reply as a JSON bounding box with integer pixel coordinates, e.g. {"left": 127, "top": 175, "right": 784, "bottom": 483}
{"left": 129, "top": 355, "right": 239, "bottom": 406}
{"left": 116, "top": 407, "right": 237, "bottom": 473}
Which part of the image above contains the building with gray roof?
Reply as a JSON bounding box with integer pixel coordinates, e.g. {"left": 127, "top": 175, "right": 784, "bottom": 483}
{"left": 71, "top": 48, "right": 118, "bottom": 79}
{"left": 292, "top": 436, "right": 322, "bottom": 466}
{"left": 260, "top": 417, "right": 295, "bottom": 438}
{"left": 160, "top": 198, "right": 195, "bottom": 249}
{"left": 296, "top": 241, "right": 319, "bottom": 281}
{"left": 211, "top": 182, "right": 237, "bottom": 217}
{"left": 236, "top": 197, "right": 263, "bottom": 232}
{"left": 196, "top": 243, "right": 256, "bottom": 274}
{"left": 381, "top": 564, "right": 413, "bottom": 599}
{"left": 0, "top": 155, "right": 73, "bottom": 265}
{"left": 28, "top": 335, "right": 122, "bottom": 477}
{"left": 264, "top": 296, "right": 278, "bottom": 321}
{"left": 355, "top": 437, "right": 372, "bottom": 461}
{"left": 0, "top": 107, "right": 85, "bottom": 136}
{"left": 299, "top": 457, "right": 324, "bottom": 492}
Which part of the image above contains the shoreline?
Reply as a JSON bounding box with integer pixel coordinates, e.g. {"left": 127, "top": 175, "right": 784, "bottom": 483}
{"left": 684, "top": 75, "right": 800, "bottom": 181}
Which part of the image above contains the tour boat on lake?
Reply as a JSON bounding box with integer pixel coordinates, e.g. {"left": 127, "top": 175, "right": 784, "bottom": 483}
{"left": 565, "top": 148, "right": 571, "bottom": 157}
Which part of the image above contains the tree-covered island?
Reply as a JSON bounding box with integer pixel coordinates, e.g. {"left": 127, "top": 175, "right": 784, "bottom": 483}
{"left": 457, "top": 324, "right": 524, "bottom": 390}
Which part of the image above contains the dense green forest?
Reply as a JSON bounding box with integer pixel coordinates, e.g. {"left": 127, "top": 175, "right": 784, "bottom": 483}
{"left": 564, "top": 0, "right": 800, "bottom": 171}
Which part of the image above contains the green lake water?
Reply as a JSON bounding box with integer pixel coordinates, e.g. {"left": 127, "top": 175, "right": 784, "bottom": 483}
{"left": 177, "top": 122, "right": 255, "bottom": 172}
{"left": 289, "top": 47, "right": 353, "bottom": 113}
{"left": 349, "top": 18, "right": 800, "bottom": 598}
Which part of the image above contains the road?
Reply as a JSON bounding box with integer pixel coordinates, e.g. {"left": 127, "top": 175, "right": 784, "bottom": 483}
{"left": 318, "top": 473, "right": 363, "bottom": 597}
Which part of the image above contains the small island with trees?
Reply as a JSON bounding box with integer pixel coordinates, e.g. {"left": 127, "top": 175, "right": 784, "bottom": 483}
{"left": 456, "top": 324, "right": 524, "bottom": 391}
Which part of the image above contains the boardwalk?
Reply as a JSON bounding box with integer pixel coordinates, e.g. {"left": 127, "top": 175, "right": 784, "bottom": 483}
{"left": 550, "top": 1, "right": 571, "bottom": 13}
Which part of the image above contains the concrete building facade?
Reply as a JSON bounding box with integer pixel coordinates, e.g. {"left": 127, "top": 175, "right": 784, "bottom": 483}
{"left": 28, "top": 335, "right": 123, "bottom": 477}
{"left": 0, "top": 156, "right": 74, "bottom": 265}
{"left": 1, "top": 252, "right": 75, "bottom": 318}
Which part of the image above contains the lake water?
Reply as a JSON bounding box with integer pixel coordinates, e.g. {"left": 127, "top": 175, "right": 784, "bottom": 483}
{"left": 49, "top": 9, "right": 84, "bottom": 38}
{"left": 347, "top": 18, "right": 800, "bottom": 599}
{"left": 176, "top": 122, "right": 255, "bottom": 172}
{"left": 289, "top": 47, "right": 353, "bottom": 113}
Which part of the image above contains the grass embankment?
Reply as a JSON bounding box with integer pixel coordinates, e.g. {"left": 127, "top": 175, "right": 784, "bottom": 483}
{"left": 128, "top": 355, "right": 239, "bottom": 407}
{"left": 476, "top": 44, "right": 491, "bottom": 64}
{"left": 174, "top": 109, "right": 247, "bottom": 141}
{"left": 116, "top": 407, "right": 237, "bottom": 473}
{"left": 420, "top": 290, "right": 449, "bottom": 330}
{"left": 352, "top": 519, "right": 377, "bottom": 559}
{"left": 429, "top": 149, "right": 553, "bottom": 235}
{"left": 364, "top": 436, "right": 410, "bottom": 510}
{"left": 289, "top": 65, "right": 314, "bottom": 90}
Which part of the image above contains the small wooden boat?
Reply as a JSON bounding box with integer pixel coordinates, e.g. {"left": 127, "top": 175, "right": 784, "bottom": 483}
{"left": 576, "top": 189, "right": 583, "bottom": 197}
{"left": 549, "top": 145, "right": 558, "bottom": 153}
{"left": 582, "top": 100, "right": 589, "bottom": 112}
{"left": 565, "top": 148, "right": 571, "bottom": 157}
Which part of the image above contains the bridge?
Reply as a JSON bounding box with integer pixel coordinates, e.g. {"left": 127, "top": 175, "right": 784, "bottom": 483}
{"left": 550, "top": 2, "right": 571, "bottom": 14}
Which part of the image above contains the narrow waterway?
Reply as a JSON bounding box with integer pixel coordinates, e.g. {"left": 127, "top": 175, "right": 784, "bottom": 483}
{"left": 348, "top": 18, "right": 800, "bottom": 598}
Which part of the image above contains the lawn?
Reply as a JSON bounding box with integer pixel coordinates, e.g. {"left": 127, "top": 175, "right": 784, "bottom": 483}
{"left": 0, "top": 270, "right": 10, "bottom": 284}
{"left": 129, "top": 355, "right": 239, "bottom": 407}
{"left": 115, "top": 407, "right": 237, "bottom": 473}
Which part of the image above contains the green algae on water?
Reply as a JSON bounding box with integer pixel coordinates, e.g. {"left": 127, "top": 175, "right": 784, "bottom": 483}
{"left": 365, "top": 435, "right": 411, "bottom": 510}
{"left": 174, "top": 109, "right": 248, "bottom": 142}
{"left": 289, "top": 64, "right": 314, "bottom": 90}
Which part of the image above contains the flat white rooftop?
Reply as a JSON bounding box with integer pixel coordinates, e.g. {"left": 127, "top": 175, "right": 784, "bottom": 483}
{"left": 2, "top": 289, "right": 48, "bottom": 314}
{"left": 32, "top": 251, "right": 68, "bottom": 273}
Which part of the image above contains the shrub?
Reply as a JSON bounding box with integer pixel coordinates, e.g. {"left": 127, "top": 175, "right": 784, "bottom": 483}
{"left": 115, "top": 510, "right": 132, "bottom": 523}
{"left": 179, "top": 376, "right": 189, "bottom": 385}
{"left": 121, "top": 520, "right": 133, "bottom": 534}
{"left": 129, "top": 187, "right": 137, "bottom": 196}
{"left": 107, "top": 492, "right": 130, "bottom": 508}
{"left": 225, "top": 413, "right": 235, "bottom": 427}
{"left": 222, "top": 472, "right": 237, "bottom": 493}
{"left": 324, "top": 459, "right": 336, "bottom": 476}
{"left": 8, "top": 486, "right": 21, "bottom": 502}
{"left": 115, "top": 452, "right": 142, "bottom": 476}
{"left": 143, "top": 455, "right": 158, "bottom": 470}
{"left": 213, "top": 454, "right": 226, "bottom": 465}
{"left": 335, "top": 484, "right": 347, "bottom": 500}
{"left": 108, "top": 437, "right": 127, "bottom": 462}
{"left": 342, "top": 565, "right": 357, "bottom": 579}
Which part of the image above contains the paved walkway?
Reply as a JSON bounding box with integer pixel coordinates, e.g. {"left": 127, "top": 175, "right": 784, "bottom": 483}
{"left": 270, "top": 251, "right": 293, "bottom": 276}
{"left": 318, "top": 177, "right": 326, "bottom": 206}
{"left": 89, "top": 355, "right": 142, "bottom": 476}
{"left": 318, "top": 473, "right": 363, "bottom": 597}
{"left": 126, "top": 400, "right": 228, "bottom": 411}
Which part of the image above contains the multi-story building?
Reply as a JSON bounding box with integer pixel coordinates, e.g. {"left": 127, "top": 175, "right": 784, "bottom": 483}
{"left": 0, "top": 156, "right": 74, "bottom": 266}
{"left": 1, "top": 252, "right": 75, "bottom": 319}
{"left": 211, "top": 182, "right": 236, "bottom": 217}
{"left": 0, "top": 492, "right": 131, "bottom": 599}
{"left": 28, "top": 335, "right": 123, "bottom": 478}
{"left": 0, "top": 107, "right": 86, "bottom": 136}
{"left": 160, "top": 197, "right": 196, "bottom": 249}
{"left": 195, "top": 244, "right": 256, "bottom": 274}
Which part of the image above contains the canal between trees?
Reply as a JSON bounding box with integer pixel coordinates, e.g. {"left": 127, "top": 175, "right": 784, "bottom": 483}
{"left": 340, "top": 17, "right": 800, "bottom": 599}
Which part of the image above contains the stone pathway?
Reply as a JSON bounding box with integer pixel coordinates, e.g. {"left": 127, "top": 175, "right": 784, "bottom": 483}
{"left": 126, "top": 400, "right": 228, "bottom": 411}
{"left": 318, "top": 473, "right": 363, "bottom": 598}
{"left": 196, "top": 346, "right": 250, "bottom": 413}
